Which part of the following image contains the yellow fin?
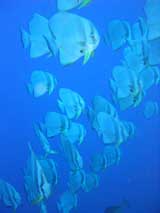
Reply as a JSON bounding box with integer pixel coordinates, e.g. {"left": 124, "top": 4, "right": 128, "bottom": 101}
{"left": 32, "top": 195, "right": 44, "bottom": 205}
{"left": 79, "top": 0, "right": 92, "bottom": 8}
{"left": 83, "top": 50, "right": 94, "bottom": 64}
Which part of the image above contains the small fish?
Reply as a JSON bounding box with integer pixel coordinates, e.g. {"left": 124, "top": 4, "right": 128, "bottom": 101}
{"left": 61, "top": 137, "right": 83, "bottom": 171}
{"left": 82, "top": 172, "right": 99, "bottom": 192}
{"left": 144, "top": 101, "right": 159, "bottom": 119}
{"left": 0, "top": 179, "right": 21, "bottom": 211}
{"left": 24, "top": 144, "right": 50, "bottom": 204}
{"left": 27, "top": 70, "right": 57, "bottom": 98}
{"left": 144, "top": 0, "right": 160, "bottom": 40}
{"left": 62, "top": 122, "right": 86, "bottom": 145}
{"left": 105, "top": 20, "right": 130, "bottom": 50}
{"left": 49, "top": 12, "right": 100, "bottom": 65}
{"left": 21, "top": 13, "right": 53, "bottom": 58}
{"left": 43, "top": 112, "right": 70, "bottom": 137}
{"left": 57, "top": 190, "right": 77, "bottom": 213}
{"left": 58, "top": 88, "right": 85, "bottom": 119}
{"left": 34, "top": 123, "right": 57, "bottom": 156}
{"left": 105, "top": 199, "right": 130, "bottom": 213}
{"left": 68, "top": 169, "right": 86, "bottom": 193}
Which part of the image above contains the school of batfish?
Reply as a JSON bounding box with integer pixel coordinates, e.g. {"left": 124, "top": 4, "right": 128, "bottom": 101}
{"left": 0, "top": 0, "right": 160, "bottom": 212}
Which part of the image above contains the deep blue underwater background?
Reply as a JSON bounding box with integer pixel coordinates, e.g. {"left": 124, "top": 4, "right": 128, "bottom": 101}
{"left": 0, "top": 0, "right": 160, "bottom": 212}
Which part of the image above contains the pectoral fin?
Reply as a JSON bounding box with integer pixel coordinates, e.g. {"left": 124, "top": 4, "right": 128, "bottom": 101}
{"left": 21, "top": 28, "right": 30, "bottom": 48}
{"left": 83, "top": 50, "right": 93, "bottom": 64}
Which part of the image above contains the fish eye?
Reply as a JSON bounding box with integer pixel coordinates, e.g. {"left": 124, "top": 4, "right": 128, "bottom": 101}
{"left": 133, "top": 96, "right": 137, "bottom": 103}
{"left": 80, "top": 49, "right": 84, "bottom": 53}
{"left": 91, "top": 34, "right": 95, "bottom": 40}
{"left": 129, "top": 85, "right": 134, "bottom": 93}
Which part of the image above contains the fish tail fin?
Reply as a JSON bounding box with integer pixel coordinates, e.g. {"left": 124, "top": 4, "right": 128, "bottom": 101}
{"left": 28, "top": 142, "right": 34, "bottom": 154}
{"left": 87, "top": 106, "right": 94, "bottom": 120}
{"left": 34, "top": 123, "right": 40, "bottom": 137}
{"left": 115, "top": 146, "right": 121, "bottom": 164}
{"left": 103, "top": 34, "right": 110, "bottom": 46}
{"left": 45, "top": 73, "right": 56, "bottom": 95}
{"left": 82, "top": 107, "right": 89, "bottom": 118}
{"left": 27, "top": 83, "right": 33, "bottom": 96}
{"left": 110, "top": 79, "right": 116, "bottom": 92}
{"left": 57, "top": 100, "right": 65, "bottom": 113}
{"left": 39, "top": 122, "right": 46, "bottom": 134}
{"left": 21, "top": 28, "right": 30, "bottom": 48}
{"left": 155, "top": 102, "right": 159, "bottom": 115}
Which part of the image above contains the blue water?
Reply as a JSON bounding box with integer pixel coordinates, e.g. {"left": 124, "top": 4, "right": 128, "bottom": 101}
{"left": 0, "top": 0, "right": 160, "bottom": 212}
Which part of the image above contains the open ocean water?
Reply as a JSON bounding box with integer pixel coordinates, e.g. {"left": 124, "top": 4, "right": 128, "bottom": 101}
{"left": 0, "top": 0, "right": 160, "bottom": 212}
